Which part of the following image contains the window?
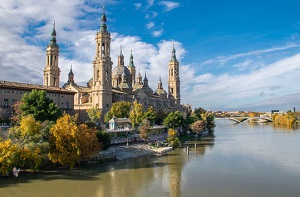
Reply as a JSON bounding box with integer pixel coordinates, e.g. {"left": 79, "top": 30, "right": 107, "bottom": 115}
{"left": 4, "top": 99, "right": 8, "bottom": 107}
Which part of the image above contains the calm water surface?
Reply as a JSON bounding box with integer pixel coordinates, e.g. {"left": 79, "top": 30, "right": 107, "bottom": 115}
{"left": 1, "top": 119, "right": 300, "bottom": 197}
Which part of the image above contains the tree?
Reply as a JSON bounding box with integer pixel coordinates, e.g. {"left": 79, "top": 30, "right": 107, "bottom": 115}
{"left": 191, "top": 120, "right": 206, "bottom": 133}
{"left": 194, "top": 107, "right": 206, "bottom": 120}
{"left": 139, "top": 119, "right": 151, "bottom": 141}
{"left": 48, "top": 114, "right": 101, "bottom": 168}
{"left": 6, "top": 115, "right": 49, "bottom": 171}
{"left": 129, "top": 101, "right": 144, "bottom": 130}
{"left": 205, "top": 114, "right": 216, "bottom": 130}
{"left": 167, "top": 128, "right": 180, "bottom": 148}
{"left": 155, "top": 109, "right": 167, "bottom": 125}
{"left": 96, "top": 131, "right": 111, "bottom": 150}
{"left": 163, "top": 111, "right": 183, "bottom": 129}
{"left": 48, "top": 114, "right": 80, "bottom": 168}
{"left": 86, "top": 107, "right": 101, "bottom": 125}
{"left": 105, "top": 101, "right": 131, "bottom": 123}
{"left": 18, "top": 89, "right": 62, "bottom": 122}
{"left": 77, "top": 124, "right": 101, "bottom": 161}
{"left": 19, "top": 115, "right": 41, "bottom": 137}
{"left": 0, "top": 139, "right": 19, "bottom": 176}
{"left": 143, "top": 106, "right": 156, "bottom": 125}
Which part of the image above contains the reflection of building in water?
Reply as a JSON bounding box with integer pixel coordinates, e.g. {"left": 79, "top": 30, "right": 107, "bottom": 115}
{"left": 96, "top": 157, "right": 156, "bottom": 197}
{"left": 167, "top": 151, "right": 186, "bottom": 197}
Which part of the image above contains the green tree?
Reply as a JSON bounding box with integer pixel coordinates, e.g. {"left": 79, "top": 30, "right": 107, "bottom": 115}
{"left": 155, "top": 109, "right": 167, "bottom": 125}
{"left": 163, "top": 111, "right": 183, "bottom": 129}
{"left": 194, "top": 107, "right": 206, "bottom": 120}
{"left": 105, "top": 101, "right": 131, "bottom": 123}
{"left": 18, "top": 89, "right": 62, "bottom": 122}
{"left": 96, "top": 131, "right": 111, "bottom": 150}
{"left": 129, "top": 101, "right": 144, "bottom": 130}
{"left": 86, "top": 107, "right": 101, "bottom": 125}
{"left": 143, "top": 106, "right": 156, "bottom": 125}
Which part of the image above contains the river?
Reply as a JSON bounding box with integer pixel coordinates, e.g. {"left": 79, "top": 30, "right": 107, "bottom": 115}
{"left": 1, "top": 119, "right": 300, "bottom": 197}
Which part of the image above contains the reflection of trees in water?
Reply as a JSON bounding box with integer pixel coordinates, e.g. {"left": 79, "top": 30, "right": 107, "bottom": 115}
{"left": 272, "top": 124, "right": 298, "bottom": 132}
{"left": 96, "top": 156, "right": 158, "bottom": 197}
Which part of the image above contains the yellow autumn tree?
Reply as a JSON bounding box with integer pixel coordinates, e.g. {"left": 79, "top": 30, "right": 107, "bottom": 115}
{"left": 49, "top": 114, "right": 102, "bottom": 168}
{"left": 48, "top": 114, "right": 79, "bottom": 168}
{"left": 19, "top": 115, "right": 42, "bottom": 137}
{"left": 0, "top": 139, "right": 19, "bottom": 176}
{"left": 77, "top": 124, "right": 101, "bottom": 161}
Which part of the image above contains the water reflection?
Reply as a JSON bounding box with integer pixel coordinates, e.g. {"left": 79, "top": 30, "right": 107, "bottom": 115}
{"left": 1, "top": 120, "right": 299, "bottom": 197}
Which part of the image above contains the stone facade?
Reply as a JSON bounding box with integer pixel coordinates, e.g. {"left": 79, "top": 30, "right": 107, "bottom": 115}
{"left": 0, "top": 81, "right": 75, "bottom": 119}
{"left": 0, "top": 22, "right": 75, "bottom": 120}
{"left": 63, "top": 8, "right": 186, "bottom": 122}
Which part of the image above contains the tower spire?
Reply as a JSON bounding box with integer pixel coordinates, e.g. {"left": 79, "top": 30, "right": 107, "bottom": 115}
{"left": 171, "top": 43, "right": 177, "bottom": 62}
{"left": 129, "top": 50, "right": 134, "bottom": 67}
{"left": 49, "top": 21, "right": 57, "bottom": 47}
{"left": 100, "top": 6, "right": 108, "bottom": 33}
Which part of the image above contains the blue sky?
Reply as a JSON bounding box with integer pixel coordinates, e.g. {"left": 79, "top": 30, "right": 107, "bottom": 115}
{"left": 1, "top": 0, "right": 300, "bottom": 112}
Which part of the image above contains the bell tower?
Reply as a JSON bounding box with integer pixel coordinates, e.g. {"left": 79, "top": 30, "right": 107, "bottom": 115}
{"left": 44, "top": 21, "right": 60, "bottom": 87}
{"left": 168, "top": 45, "right": 181, "bottom": 109}
{"left": 92, "top": 6, "right": 113, "bottom": 115}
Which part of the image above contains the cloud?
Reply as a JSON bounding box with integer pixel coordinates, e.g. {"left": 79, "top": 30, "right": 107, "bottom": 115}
{"left": 152, "top": 29, "right": 164, "bottom": 37}
{"left": 134, "top": 3, "right": 142, "bottom": 10}
{"left": 158, "top": 1, "right": 180, "bottom": 12}
{"left": 145, "top": 11, "right": 158, "bottom": 19}
{"left": 146, "top": 22, "right": 155, "bottom": 29}
{"left": 232, "top": 59, "right": 253, "bottom": 70}
{"left": 203, "top": 44, "right": 300, "bottom": 65}
{"left": 145, "top": 0, "right": 155, "bottom": 11}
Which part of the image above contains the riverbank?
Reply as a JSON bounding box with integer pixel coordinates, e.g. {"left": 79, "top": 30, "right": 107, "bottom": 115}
{"left": 102, "top": 144, "right": 173, "bottom": 160}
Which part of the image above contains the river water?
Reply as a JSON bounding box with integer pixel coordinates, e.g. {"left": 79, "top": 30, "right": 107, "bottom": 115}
{"left": 1, "top": 119, "right": 300, "bottom": 197}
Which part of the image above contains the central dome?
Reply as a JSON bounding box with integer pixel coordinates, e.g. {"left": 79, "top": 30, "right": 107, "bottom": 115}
{"left": 112, "top": 65, "right": 131, "bottom": 77}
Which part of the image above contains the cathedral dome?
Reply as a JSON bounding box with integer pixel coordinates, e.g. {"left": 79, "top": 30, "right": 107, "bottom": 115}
{"left": 112, "top": 65, "right": 131, "bottom": 77}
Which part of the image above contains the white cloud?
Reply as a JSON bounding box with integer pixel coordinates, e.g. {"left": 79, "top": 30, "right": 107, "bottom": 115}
{"left": 152, "top": 29, "right": 164, "bottom": 37}
{"left": 146, "top": 22, "right": 155, "bottom": 29}
{"left": 145, "top": 11, "right": 158, "bottom": 19}
{"left": 134, "top": 3, "right": 142, "bottom": 10}
{"left": 145, "top": 0, "right": 155, "bottom": 10}
{"left": 203, "top": 44, "right": 300, "bottom": 65}
{"left": 232, "top": 59, "right": 253, "bottom": 70}
{"left": 158, "top": 1, "right": 180, "bottom": 12}
{"left": 1, "top": 0, "right": 300, "bottom": 112}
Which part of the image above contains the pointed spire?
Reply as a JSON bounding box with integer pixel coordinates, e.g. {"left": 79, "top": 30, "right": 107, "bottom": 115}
{"left": 120, "top": 45, "right": 123, "bottom": 56}
{"left": 49, "top": 21, "right": 58, "bottom": 47}
{"left": 68, "top": 64, "right": 74, "bottom": 83}
{"left": 100, "top": 6, "right": 108, "bottom": 33}
{"left": 129, "top": 50, "right": 135, "bottom": 67}
{"left": 171, "top": 43, "right": 177, "bottom": 62}
{"left": 158, "top": 76, "right": 163, "bottom": 89}
{"left": 144, "top": 71, "right": 148, "bottom": 80}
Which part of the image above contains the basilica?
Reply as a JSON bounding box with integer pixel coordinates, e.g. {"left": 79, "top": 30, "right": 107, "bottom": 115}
{"left": 56, "top": 9, "right": 185, "bottom": 121}
{"left": 0, "top": 8, "right": 188, "bottom": 122}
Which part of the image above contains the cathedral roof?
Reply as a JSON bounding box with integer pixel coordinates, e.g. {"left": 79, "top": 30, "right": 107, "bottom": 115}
{"left": 112, "top": 65, "right": 131, "bottom": 77}
{"left": 155, "top": 88, "right": 167, "bottom": 95}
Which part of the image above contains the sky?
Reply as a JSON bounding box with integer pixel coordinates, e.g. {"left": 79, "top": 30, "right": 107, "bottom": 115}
{"left": 1, "top": 0, "right": 300, "bottom": 112}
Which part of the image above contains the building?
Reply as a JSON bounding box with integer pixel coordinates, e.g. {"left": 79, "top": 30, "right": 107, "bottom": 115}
{"left": 63, "top": 8, "right": 185, "bottom": 122}
{"left": 0, "top": 22, "right": 75, "bottom": 120}
{"left": 1, "top": 7, "right": 189, "bottom": 123}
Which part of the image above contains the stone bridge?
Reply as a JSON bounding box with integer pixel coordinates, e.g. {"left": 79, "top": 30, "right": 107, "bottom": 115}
{"left": 228, "top": 117, "right": 273, "bottom": 123}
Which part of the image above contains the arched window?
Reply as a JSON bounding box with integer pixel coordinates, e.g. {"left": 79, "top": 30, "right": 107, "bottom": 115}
{"left": 102, "top": 43, "right": 105, "bottom": 56}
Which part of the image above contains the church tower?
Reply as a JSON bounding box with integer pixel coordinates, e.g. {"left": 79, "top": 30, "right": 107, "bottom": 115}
{"left": 168, "top": 45, "right": 180, "bottom": 109}
{"left": 44, "top": 22, "right": 60, "bottom": 87}
{"left": 128, "top": 50, "right": 136, "bottom": 86}
{"left": 91, "top": 7, "right": 113, "bottom": 115}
